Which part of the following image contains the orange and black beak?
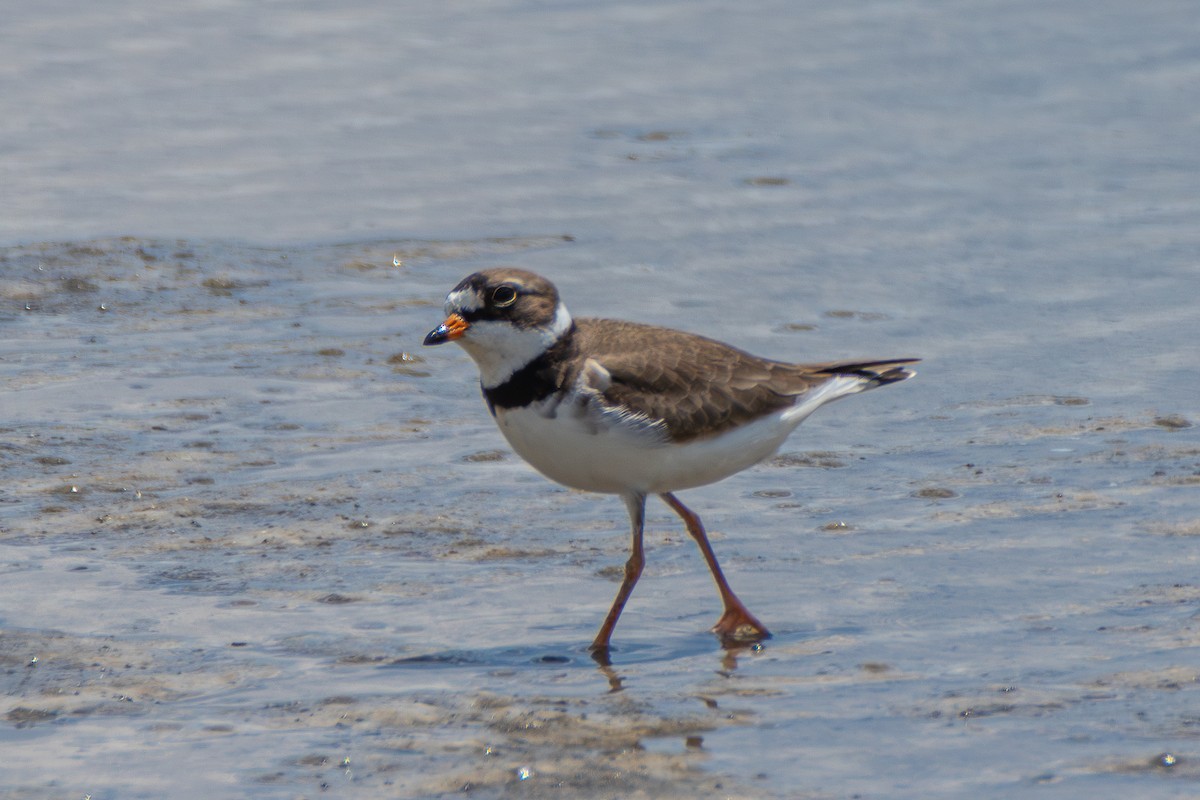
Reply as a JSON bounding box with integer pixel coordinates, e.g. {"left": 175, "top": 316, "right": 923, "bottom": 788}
{"left": 423, "top": 313, "right": 469, "bottom": 346}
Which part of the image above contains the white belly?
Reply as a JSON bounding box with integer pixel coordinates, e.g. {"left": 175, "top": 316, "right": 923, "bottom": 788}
{"left": 494, "top": 402, "right": 800, "bottom": 495}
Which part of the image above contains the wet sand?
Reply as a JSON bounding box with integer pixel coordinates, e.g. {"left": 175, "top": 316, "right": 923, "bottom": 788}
{"left": 2, "top": 235, "right": 1198, "bottom": 798}
{"left": 3, "top": 0, "right": 1200, "bottom": 797}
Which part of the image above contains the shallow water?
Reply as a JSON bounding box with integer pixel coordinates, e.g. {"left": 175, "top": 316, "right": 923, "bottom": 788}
{"left": 3, "top": 0, "right": 1200, "bottom": 798}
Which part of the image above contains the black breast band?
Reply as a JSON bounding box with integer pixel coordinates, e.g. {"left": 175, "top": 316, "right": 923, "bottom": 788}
{"left": 481, "top": 324, "right": 576, "bottom": 415}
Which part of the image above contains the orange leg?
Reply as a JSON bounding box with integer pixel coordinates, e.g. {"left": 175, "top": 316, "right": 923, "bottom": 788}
{"left": 660, "top": 492, "right": 770, "bottom": 643}
{"left": 590, "top": 493, "right": 647, "bottom": 657}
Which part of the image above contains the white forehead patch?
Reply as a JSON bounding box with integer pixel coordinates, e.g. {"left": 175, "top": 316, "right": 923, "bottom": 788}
{"left": 445, "top": 287, "right": 484, "bottom": 315}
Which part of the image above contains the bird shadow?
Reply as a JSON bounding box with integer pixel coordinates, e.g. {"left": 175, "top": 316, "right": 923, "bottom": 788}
{"left": 382, "top": 632, "right": 784, "bottom": 693}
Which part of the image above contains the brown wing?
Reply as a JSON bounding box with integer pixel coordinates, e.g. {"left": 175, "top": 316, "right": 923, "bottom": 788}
{"left": 571, "top": 319, "right": 833, "bottom": 442}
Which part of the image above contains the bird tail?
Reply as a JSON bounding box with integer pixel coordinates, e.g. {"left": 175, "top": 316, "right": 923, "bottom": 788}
{"left": 811, "top": 358, "right": 919, "bottom": 388}
{"left": 780, "top": 358, "right": 919, "bottom": 425}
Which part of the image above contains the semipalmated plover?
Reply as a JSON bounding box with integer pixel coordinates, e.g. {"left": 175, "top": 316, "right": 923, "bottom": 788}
{"left": 424, "top": 268, "right": 917, "bottom": 655}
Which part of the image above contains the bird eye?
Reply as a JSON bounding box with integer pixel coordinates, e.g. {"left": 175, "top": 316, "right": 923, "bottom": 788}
{"left": 491, "top": 285, "right": 518, "bottom": 307}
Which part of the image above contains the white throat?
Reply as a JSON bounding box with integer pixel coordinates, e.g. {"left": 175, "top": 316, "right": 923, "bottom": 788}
{"left": 457, "top": 302, "right": 573, "bottom": 388}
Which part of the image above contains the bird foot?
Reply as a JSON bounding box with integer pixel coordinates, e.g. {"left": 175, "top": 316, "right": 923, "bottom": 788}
{"left": 711, "top": 607, "right": 770, "bottom": 643}
{"left": 588, "top": 640, "right": 614, "bottom": 667}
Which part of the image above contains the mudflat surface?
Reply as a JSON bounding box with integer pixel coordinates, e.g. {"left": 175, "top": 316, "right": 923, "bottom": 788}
{"left": 2, "top": 1, "right": 1200, "bottom": 798}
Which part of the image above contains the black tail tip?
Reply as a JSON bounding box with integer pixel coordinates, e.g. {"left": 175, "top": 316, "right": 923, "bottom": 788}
{"left": 872, "top": 365, "right": 917, "bottom": 385}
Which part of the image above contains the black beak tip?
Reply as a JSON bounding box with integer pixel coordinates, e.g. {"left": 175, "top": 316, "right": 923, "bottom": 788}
{"left": 423, "top": 325, "right": 450, "bottom": 346}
